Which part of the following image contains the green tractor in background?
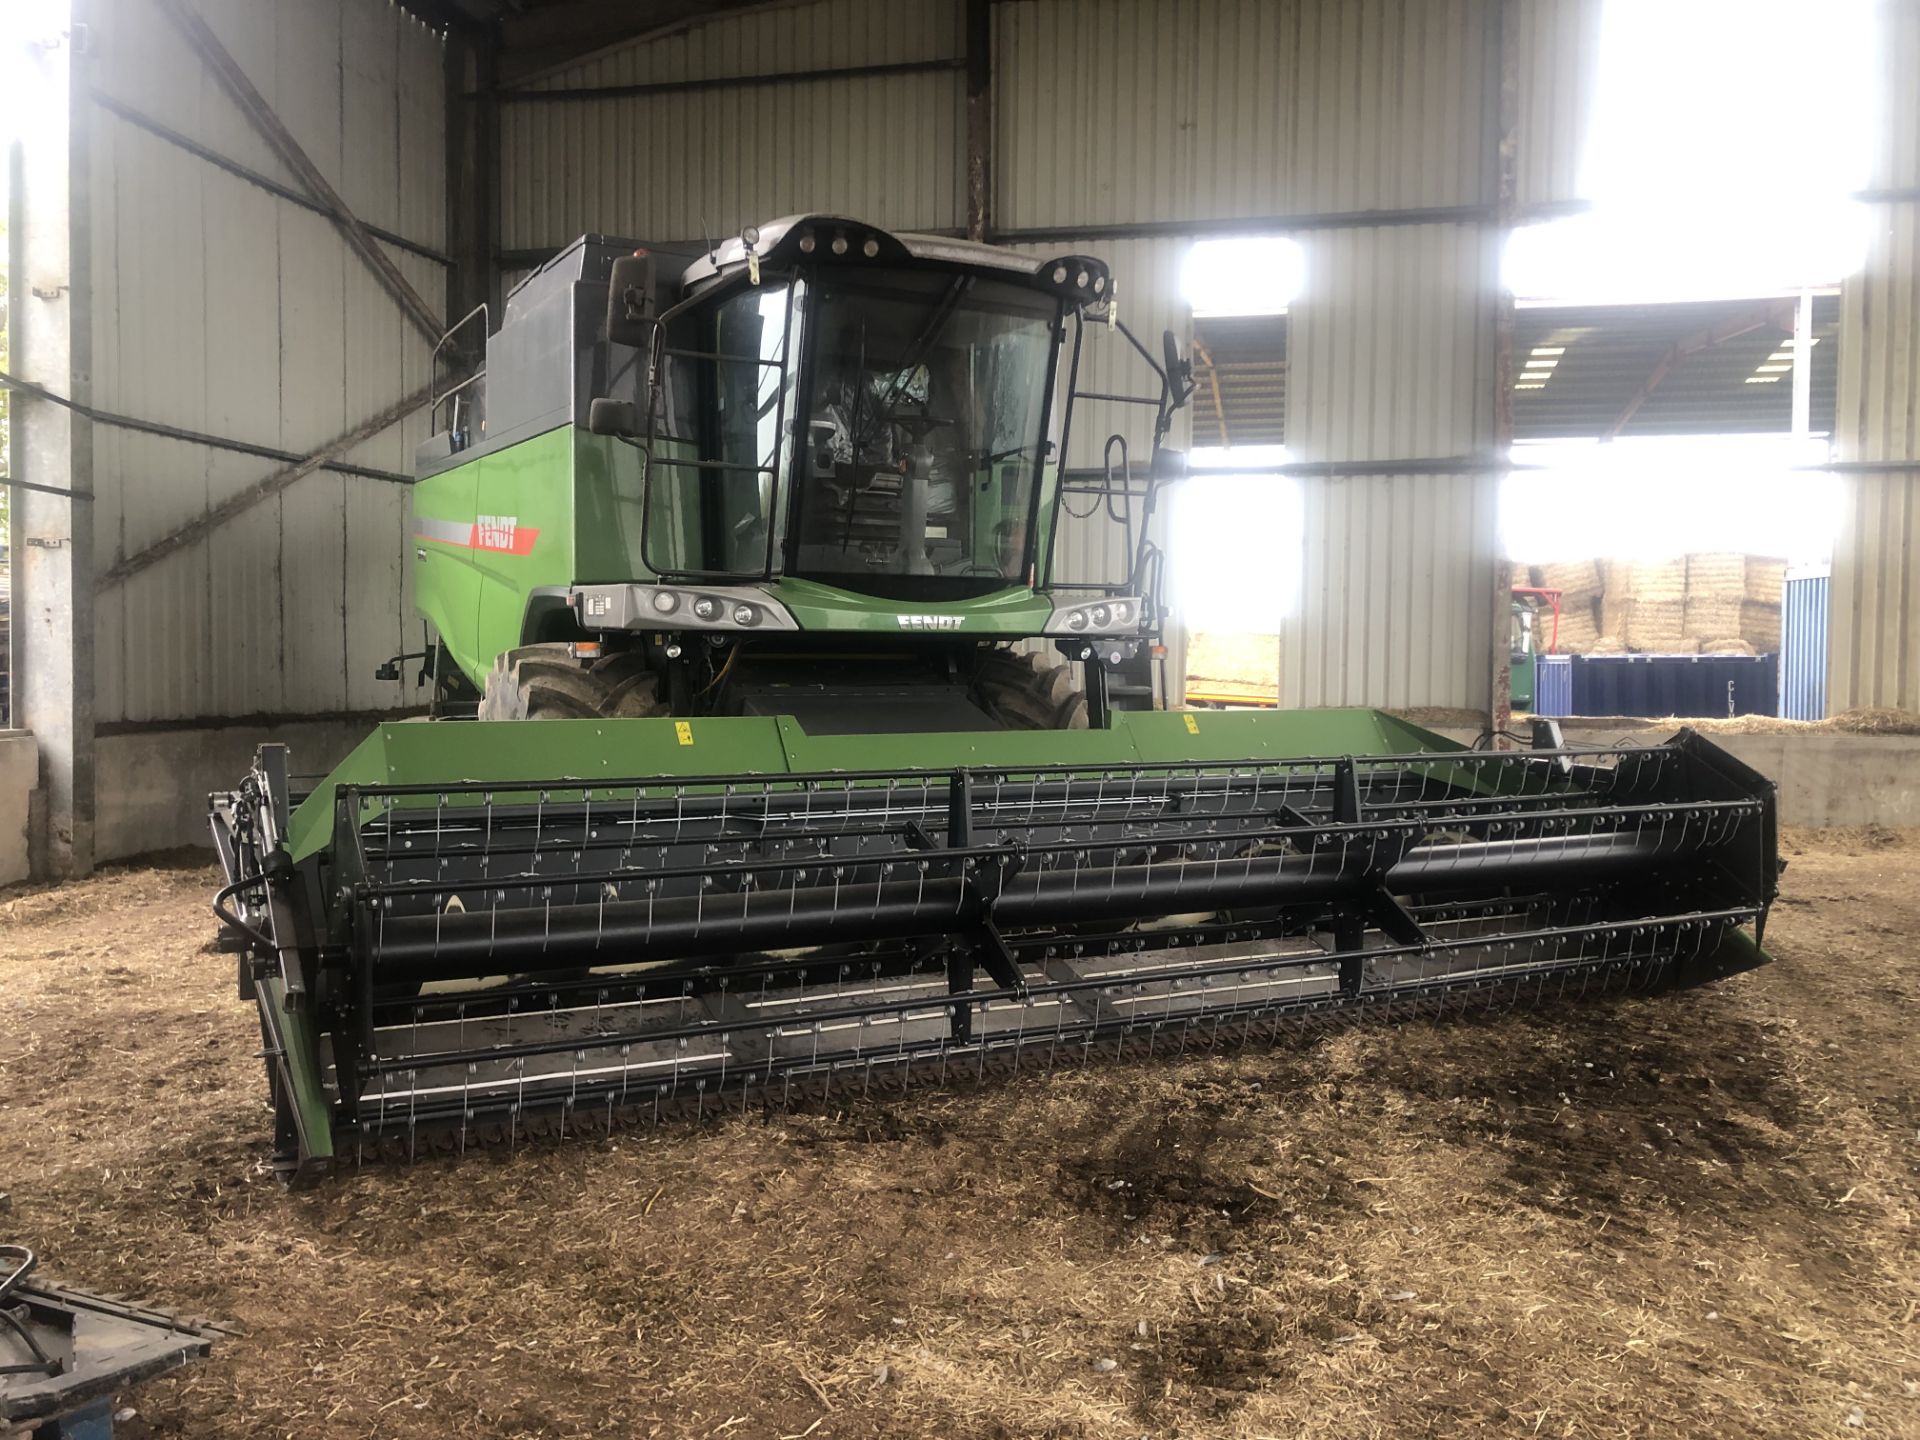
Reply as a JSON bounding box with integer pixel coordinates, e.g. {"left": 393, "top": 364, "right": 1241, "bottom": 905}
{"left": 211, "top": 216, "right": 1778, "bottom": 1182}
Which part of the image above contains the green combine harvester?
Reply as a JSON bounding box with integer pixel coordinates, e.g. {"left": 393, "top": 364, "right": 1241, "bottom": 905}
{"left": 211, "top": 216, "right": 1780, "bottom": 1182}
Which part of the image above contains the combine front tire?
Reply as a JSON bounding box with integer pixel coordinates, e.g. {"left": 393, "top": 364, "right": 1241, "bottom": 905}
{"left": 480, "top": 644, "right": 666, "bottom": 720}
{"left": 973, "top": 647, "right": 1089, "bottom": 730}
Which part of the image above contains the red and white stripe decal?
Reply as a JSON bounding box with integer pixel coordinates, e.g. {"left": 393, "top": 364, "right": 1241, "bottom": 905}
{"left": 413, "top": 514, "right": 541, "bottom": 555}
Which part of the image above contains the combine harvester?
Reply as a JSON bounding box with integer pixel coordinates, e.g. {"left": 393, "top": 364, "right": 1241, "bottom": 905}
{"left": 211, "top": 217, "right": 1779, "bottom": 1181}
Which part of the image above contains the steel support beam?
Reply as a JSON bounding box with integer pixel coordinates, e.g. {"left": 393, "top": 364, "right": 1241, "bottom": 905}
{"left": 94, "top": 386, "right": 432, "bottom": 591}
{"left": 993, "top": 205, "right": 1494, "bottom": 246}
{"left": 1599, "top": 300, "right": 1792, "bottom": 442}
{"left": 964, "top": 0, "right": 992, "bottom": 242}
{"left": 496, "top": 0, "right": 812, "bottom": 88}
{"left": 1487, "top": 0, "right": 1518, "bottom": 741}
{"left": 9, "top": 10, "right": 94, "bottom": 878}
{"left": 154, "top": 0, "right": 445, "bottom": 348}
{"left": 1191, "top": 339, "right": 1230, "bottom": 447}
{"left": 1790, "top": 290, "right": 1813, "bottom": 440}
{"left": 91, "top": 93, "right": 452, "bottom": 266}
{"left": 444, "top": 26, "right": 501, "bottom": 329}
{"left": 0, "top": 367, "right": 410, "bottom": 484}
{"left": 496, "top": 56, "right": 964, "bottom": 104}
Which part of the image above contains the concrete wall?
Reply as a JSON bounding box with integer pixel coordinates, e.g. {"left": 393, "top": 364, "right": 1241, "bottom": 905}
{"left": 1435, "top": 719, "right": 1920, "bottom": 828}
{"left": 93, "top": 719, "right": 374, "bottom": 863}
{"left": 1704, "top": 733, "right": 1920, "bottom": 829}
{"left": 0, "top": 734, "right": 35, "bottom": 886}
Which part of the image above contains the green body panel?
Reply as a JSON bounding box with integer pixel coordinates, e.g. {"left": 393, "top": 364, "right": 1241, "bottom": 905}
{"left": 572, "top": 431, "right": 652, "bottom": 583}
{"left": 287, "top": 707, "right": 1465, "bottom": 862}
{"left": 413, "top": 427, "right": 578, "bottom": 684}
{"left": 1510, "top": 652, "right": 1536, "bottom": 710}
{"left": 259, "top": 975, "right": 335, "bottom": 1164}
{"left": 409, "top": 453, "right": 484, "bottom": 682}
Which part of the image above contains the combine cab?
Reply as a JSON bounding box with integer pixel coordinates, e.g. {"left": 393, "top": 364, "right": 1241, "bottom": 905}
{"left": 211, "top": 217, "right": 1779, "bottom": 1181}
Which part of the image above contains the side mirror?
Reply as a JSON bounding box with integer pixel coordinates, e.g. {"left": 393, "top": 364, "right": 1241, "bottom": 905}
{"left": 605, "top": 253, "right": 656, "bottom": 348}
{"left": 1161, "top": 329, "right": 1195, "bottom": 409}
{"left": 1150, "top": 446, "right": 1188, "bottom": 484}
{"left": 588, "top": 398, "right": 641, "bottom": 437}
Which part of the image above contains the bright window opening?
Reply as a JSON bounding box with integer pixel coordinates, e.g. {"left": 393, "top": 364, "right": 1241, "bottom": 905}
{"left": 1181, "top": 237, "right": 1304, "bottom": 319}
{"left": 1506, "top": 0, "right": 1877, "bottom": 304}
{"left": 1172, "top": 237, "right": 1302, "bottom": 653}
{"left": 1171, "top": 446, "right": 1302, "bottom": 634}
{"left": 1503, "top": 435, "right": 1840, "bottom": 566}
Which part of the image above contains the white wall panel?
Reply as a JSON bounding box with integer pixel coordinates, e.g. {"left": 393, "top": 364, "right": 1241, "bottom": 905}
{"left": 1512, "top": 0, "right": 1601, "bottom": 213}
{"left": 499, "top": 0, "right": 963, "bottom": 251}
{"left": 84, "top": 0, "right": 445, "bottom": 724}
{"left": 1871, "top": 0, "right": 1919, "bottom": 193}
{"left": 1280, "top": 223, "right": 1497, "bottom": 710}
{"left": 1288, "top": 224, "right": 1494, "bottom": 460}
{"left": 1832, "top": 201, "right": 1920, "bottom": 710}
{"left": 996, "top": 0, "right": 1494, "bottom": 232}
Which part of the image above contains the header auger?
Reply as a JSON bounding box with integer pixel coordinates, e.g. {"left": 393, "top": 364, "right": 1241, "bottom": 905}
{"left": 210, "top": 216, "right": 1778, "bottom": 1182}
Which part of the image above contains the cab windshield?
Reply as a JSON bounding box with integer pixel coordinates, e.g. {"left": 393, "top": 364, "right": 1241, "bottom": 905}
{"left": 789, "top": 269, "right": 1058, "bottom": 590}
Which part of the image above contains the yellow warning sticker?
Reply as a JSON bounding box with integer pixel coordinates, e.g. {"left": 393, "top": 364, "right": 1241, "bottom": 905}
{"left": 675, "top": 721, "right": 694, "bottom": 746}
{"left": 1183, "top": 713, "right": 1200, "bottom": 734}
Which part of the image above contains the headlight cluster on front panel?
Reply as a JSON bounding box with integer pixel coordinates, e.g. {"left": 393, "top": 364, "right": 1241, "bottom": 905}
{"left": 571, "top": 583, "right": 799, "bottom": 633}
{"left": 1043, "top": 596, "right": 1146, "bottom": 637}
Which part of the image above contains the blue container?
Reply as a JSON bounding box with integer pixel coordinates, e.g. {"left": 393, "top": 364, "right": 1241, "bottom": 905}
{"left": 1568, "top": 653, "right": 1778, "bottom": 719}
{"left": 1779, "top": 566, "right": 1829, "bottom": 720}
{"left": 1534, "top": 655, "right": 1573, "bottom": 716}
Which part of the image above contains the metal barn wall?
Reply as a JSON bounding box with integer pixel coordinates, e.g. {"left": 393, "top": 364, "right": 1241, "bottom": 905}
{"left": 1281, "top": 225, "right": 1498, "bottom": 710}
{"left": 1832, "top": 206, "right": 1920, "bottom": 711}
{"left": 85, "top": 0, "right": 446, "bottom": 725}
{"left": 995, "top": 0, "right": 1495, "bottom": 230}
{"left": 498, "top": 0, "right": 964, "bottom": 251}
{"left": 1004, "top": 0, "right": 1503, "bottom": 713}
{"left": 1829, "top": 0, "right": 1920, "bottom": 712}
{"left": 494, "top": 0, "right": 1518, "bottom": 715}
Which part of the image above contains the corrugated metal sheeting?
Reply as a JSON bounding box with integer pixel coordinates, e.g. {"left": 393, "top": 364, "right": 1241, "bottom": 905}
{"left": 1829, "top": 2, "right": 1920, "bottom": 711}
{"left": 1281, "top": 225, "right": 1497, "bottom": 709}
{"left": 498, "top": 0, "right": 963, "bottom": 250}
{"left": 995, "top": 0, "right": 1495, "bottom": 230}
{"left": 85, "top": 0, "right": 445, "bottom": 725}
{"left": 1511, "top": 0, "right": 1601, "bottom": 215}
{"left": 1780, "top": 567, "right": 1830, "bottom": 720}
{"left": 1831, "top": 210, "right": 1920, "bottom": 711}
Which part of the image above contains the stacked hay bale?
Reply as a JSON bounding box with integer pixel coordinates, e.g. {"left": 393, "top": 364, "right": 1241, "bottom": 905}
{"left": 1183, "top": 631, "right": 1280, "bottom": 704}
{"left": 1684, "top": 553, "right": 1747, "bottom": 650}
{"left": 1621, "top": 558, "right": 1688, "bottom": 653}
{"left": 1536, "top": 559, "right": 1601, "bottom": 653}
{"left": 1741, "top": 556, "right": 1785, "bottom": 651}
{"left": 1526, "top": 552, "right": 1787, "bottom": 656}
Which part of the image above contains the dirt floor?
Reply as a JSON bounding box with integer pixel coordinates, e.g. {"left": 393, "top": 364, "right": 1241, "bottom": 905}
{"left": 3, "top": 832, "right": 1916, "bottom": 1439}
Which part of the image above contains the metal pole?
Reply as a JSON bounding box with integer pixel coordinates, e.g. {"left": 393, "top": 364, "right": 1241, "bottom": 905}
{"left": 1791, "top": 288, "right": 1813, "bottom": 440}
{"left": 964, "top": 0, "right": 993, "bottom": 243}
{"left": 1486, "top": 0, "right": 1520, "bottom": 743}
{"left": 10, "top": 6, "right": 94, "bottom": 877}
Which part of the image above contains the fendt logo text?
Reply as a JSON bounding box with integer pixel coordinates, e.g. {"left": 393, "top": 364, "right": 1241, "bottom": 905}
{"left": 896, "top": 614, "right": 963, "bottom": 630}
{"left": 476, "top": 515, "right": 520, "bottom": 552}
